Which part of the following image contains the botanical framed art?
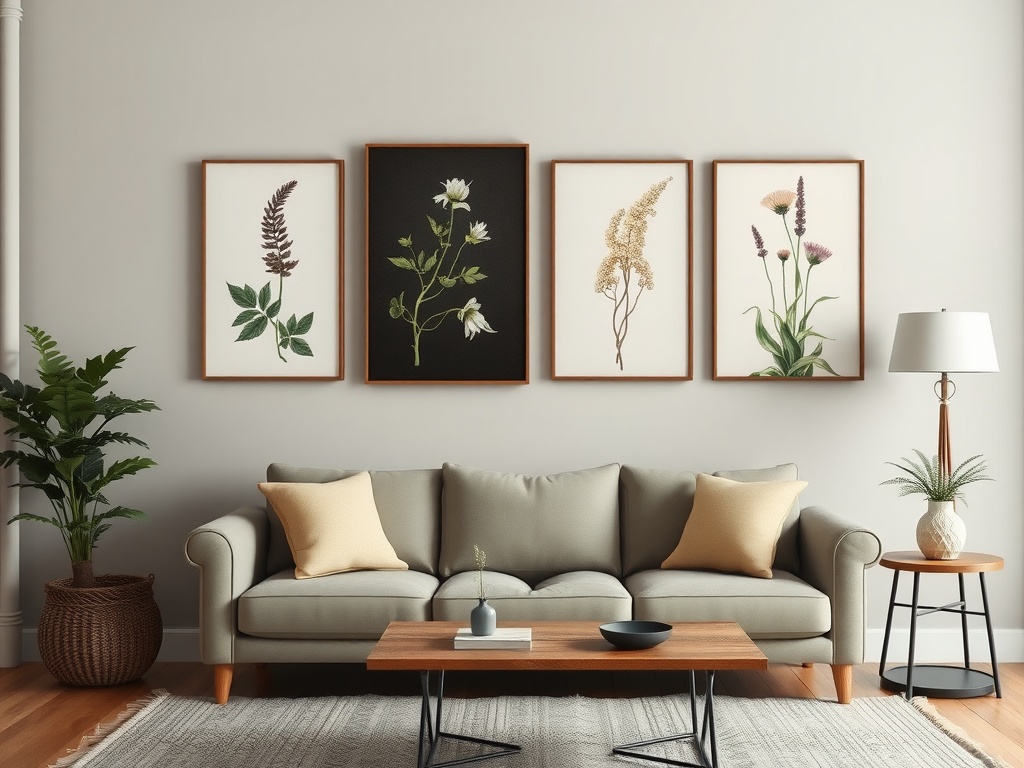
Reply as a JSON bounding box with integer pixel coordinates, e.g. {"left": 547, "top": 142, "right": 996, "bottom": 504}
{"left": 551, "top": 160, "right": 693, "bottom": 380}
{"left": 365, "top": 144, "right": 529, "bottom": 384}
{"left": 202, "top": 159, "right": 344, "bottom": 380}
{"left": 713, "top": 159, "right": 864, "bottom": 381}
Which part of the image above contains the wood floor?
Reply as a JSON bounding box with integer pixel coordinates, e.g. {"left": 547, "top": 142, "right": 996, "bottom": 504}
{"left": 2, "top": 661, "right": 1023, "bottom": 767}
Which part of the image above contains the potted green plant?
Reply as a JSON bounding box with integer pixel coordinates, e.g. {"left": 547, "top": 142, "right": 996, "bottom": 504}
{"left": 0, "top": 326, "right": 161, "bottom": 685}
{"left": 881, "top": 450, "right": 993, "bottom": 560}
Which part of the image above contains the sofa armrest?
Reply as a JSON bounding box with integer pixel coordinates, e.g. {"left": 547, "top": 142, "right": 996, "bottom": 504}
{"left": 184, "top": 506, "right": 269, "bottom": 665}
{"left": 798, "top": 506, "right": 882, "bottom": 665}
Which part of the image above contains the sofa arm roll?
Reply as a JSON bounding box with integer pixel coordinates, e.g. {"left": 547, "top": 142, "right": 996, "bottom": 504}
{"left": 184, "top": 506, "right": 269, "bottom": 665}
{"left": 798, "top": 506, "right": 882, "bottom": 666}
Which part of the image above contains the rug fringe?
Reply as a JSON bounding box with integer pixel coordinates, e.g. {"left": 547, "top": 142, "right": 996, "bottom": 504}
{"left": 49, "top": 689, "right": 170, "bottom": 768}
{"left": 910, "top": 696, "right": 1012, "bottom": 768}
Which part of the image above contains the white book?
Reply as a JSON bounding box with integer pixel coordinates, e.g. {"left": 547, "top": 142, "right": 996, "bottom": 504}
{"left": 454, "top": 627, "right": 532, "bottom": 650}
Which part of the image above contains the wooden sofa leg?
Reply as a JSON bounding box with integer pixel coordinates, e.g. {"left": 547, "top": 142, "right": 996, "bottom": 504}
{"left": 802, "top": 663, "right": 814, "bottom": 668}
{"left": 214, "top": 664, "right": 234, "bottom": 705}
{"left": 831, "top": 663, "right": 852, "bottom": 704}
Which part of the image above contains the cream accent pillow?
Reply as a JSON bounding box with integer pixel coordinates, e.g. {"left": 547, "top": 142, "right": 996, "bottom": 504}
{"left": 661, "top": 473, "right": 808, "bottom": 579}
{"left": 257, "top": 472, "right": 408, "bottom": 579}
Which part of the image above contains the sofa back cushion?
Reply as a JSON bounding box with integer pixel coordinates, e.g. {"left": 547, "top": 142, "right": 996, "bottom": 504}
{"left": 619, "top": 463, "right": 802, "bottom": 575}
{"left": 619, "top": 466, "right": 697, "bottom": 575}
{"left": 438, "top": 463, "right": 621, "bottom": 582}
{"left": 265, "top": 464, "right": 441, "bottom": 575}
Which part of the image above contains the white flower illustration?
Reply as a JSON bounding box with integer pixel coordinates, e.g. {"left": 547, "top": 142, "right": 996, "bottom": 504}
{"left": 465, "top": 221, "right": 491, "bottom": 244}
{"left": 433, "top": 178, "right": 471, "bottom": 211}
{"left": 457, "top": 297, "right": 497, "bottom": 340}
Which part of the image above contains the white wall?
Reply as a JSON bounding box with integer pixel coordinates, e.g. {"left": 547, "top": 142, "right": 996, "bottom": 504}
{"left": 15, "top": 1, "right": 1024, "bottom": 662}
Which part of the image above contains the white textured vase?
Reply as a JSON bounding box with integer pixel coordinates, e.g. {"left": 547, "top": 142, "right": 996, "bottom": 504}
{"left": 916, "top": 500, "right": 966, "bottom": 560}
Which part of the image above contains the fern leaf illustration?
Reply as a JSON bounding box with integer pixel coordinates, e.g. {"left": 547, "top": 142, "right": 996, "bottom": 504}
{"left": 261, "top": 180, "right": 299, "bottom": 277}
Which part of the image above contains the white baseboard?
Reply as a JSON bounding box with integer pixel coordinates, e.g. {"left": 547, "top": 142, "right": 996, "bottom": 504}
{"left": 864, "top": 627, "right": 1024, "bottom": 664}
{"left": 20, "top": 627, "right": 1024, "bottom": 665}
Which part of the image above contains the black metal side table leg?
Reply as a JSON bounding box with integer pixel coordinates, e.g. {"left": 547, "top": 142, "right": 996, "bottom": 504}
{"left": 979, "top": 572, "right": 1003, "bottom": 698}
{"left": 958, "top": 574, "right": 971, "bottom": 669}
{"left": 878, "top": 570, "right": 901, "bottom": 676}
{"left": 905, "top": 573, "right": 921, "bottom": 699}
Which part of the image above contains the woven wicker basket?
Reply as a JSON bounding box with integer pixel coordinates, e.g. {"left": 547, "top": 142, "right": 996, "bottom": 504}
{"left": 38, "top": 574, "right": 162, "bottom": 686}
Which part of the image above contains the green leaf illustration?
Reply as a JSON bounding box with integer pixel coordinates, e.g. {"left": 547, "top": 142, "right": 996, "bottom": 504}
{"left": 258, "top": 282, "right": 272, "bottom": 310}
{"left": 423, "top": 253, "right": 437, "bottom": 272}
{"left": 438, "top": 276, "right": 456, "bottom": 288}
{"left": 426, "top": 215, "right": 443, "bottom": 237}
{"left": 290, "top": 338, "right": 313, "bottom": 357}
{"left": 294, "top": 313, "right": 313, "bottom": 335}
{"left": 231, "top": 309, "right": 261, "bottom": 327}
{"left": 227, "top": 283, "right": 257, "bottom": 309}
{"left": 265, "top": 299, "right": 281, "bottom": 319}
{"left": 280, "top": 337, "right": 290, "bottom": 350}
{"left": 388, "top": 256, "right": 416, "bottom": 270}
{"left": 462, "top": 266, "right": 487, "bottom": 285}
{"left": 236, "top": 315, "right": 269, "bottom": 342}
{"left": 389, "top": 298, "right": 403, "bottom": 319}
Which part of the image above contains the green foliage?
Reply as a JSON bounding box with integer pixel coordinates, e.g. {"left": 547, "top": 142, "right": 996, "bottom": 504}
{"left": 881, "top": 450, "right": 992, "bottom": 505}
{"left": 0, "top": 326, "right": 159, "bottom": 568}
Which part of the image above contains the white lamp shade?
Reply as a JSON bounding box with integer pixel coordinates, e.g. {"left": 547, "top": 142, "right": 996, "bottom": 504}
{"left": 889, "top": 311, "right": 999, "bottom": 373}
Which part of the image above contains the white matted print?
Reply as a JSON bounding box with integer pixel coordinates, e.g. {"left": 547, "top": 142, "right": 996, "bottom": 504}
{"left": 552, "top": 160, "right": 692, "bottom": 380}
{"left": 713, "top": 160, "right": 864, "bottom": 381}
{"left": 203, "top": 160, "right": 343, "bottom": 380}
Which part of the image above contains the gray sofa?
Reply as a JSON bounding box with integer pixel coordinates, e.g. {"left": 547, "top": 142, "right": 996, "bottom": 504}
{"left": 185, "top": 462, "right": 881, "bottom": 704}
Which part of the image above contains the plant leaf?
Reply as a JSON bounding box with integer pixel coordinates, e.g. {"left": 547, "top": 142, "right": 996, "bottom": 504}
{"left": 227, "top": 283, "right": 257, "bottom": 309}
{"left": 294, "top": 313, "right": 313, "bottom": 335}
{"left": 388, "top": 257, "right": 416, "bottom": 270}
{"left": 289, "top": 338, "right": 313, "bottom": 357}
{"left": 231, "top": 309, "right": 262, "bottom": 327}
{"left": 258, "top": 282, "right": 272, "bottom": 310}
{"left": 265, "top": 300, "right": 281, "bottom": 319}
{"left": 236, "top": 315, "right": 269, "bottom": 342}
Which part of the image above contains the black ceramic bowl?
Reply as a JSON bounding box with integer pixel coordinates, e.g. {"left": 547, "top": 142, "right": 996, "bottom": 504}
{"left": 599, "top": 620, "right": 673, "bottom": 650}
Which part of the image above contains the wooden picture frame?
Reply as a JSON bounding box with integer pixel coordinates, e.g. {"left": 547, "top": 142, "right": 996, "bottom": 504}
{"left": 713, "top": 159, "right": 865, "bottom": 381}
{"left": 365, "top": 144, "right": 529, "bottom": 384}
{"left": 551, "top": 160, "right": 693, "bottom": 380}
{"left": 202, "top": 159, "right": 344, "bottom": 380}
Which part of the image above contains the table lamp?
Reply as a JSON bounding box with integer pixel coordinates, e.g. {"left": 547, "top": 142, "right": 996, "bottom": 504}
{"left": 888, "top": 310, "right": 999, "bottom": 476}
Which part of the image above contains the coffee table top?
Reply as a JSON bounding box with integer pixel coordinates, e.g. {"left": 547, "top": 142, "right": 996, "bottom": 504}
{"left": 366, "top": 620, "right": 767, "bottom": 672}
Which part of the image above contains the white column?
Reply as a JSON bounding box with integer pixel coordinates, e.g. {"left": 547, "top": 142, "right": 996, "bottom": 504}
{"left": 0, "top": 0, "right": 22, "bottom": 668}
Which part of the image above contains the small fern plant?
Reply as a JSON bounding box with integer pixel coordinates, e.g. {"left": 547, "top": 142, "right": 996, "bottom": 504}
{"left": 881, "top": 449, "right": 992, "bottom": 505}
{"left": 0, "top": 326, "right": 159, "bottom": 588}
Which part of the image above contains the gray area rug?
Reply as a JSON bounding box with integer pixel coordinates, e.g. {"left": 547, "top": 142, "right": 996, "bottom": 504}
{"left": 56, "top": 691, "right": 1008, "bottom": 768}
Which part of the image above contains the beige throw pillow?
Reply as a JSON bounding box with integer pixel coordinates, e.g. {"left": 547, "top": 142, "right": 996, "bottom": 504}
{"left": 258, "top": 472, "right": 408, "bottom": 579}
{"left": 661, "top": 473, "right": 807, "bottom": 579}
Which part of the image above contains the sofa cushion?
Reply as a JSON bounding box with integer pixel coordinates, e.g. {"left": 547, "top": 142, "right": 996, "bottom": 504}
{"left": 439, "top": 463, "right": 621, "bottom": 581}
{"left": 626, "top": 569, "right": 831, "bottom": 639}
{"left": 661, "top": 473, "right": 807, "bottom": 579}
{"left": 238, "top": 569, "right": 439, "bottom": 639}
{"left": 265, "top": 465, "right": 441, "bottom": 575}
{"left": 714, "top": 463, "right": 802, "bottom": 574}
{"left": 433, "top": 570, "right": 632, "bottom": 623}
{"left": 258, "top": 473, "right": 408, "bottom": 579}
{"left": 619, "top": 465, "right": 697, "bottom": 575}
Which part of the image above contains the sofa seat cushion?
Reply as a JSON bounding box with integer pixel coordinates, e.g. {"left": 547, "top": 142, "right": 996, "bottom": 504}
{"left": 433, "top": 570, "right": 632, "bottom": 623}
{"left": 238, "top": 569, "right": 438, "bottom": 640}
{"left": 625, "top": 569, "right": 830, "bottom": 640}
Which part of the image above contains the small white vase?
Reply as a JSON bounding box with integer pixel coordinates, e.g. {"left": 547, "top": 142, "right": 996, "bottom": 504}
{"left": 916, "top": 500, "right": 966, "bottom": 560}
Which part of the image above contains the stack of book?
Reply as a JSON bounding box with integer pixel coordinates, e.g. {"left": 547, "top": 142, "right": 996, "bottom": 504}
{"left": 454, "top": 627, "right": 532, "bottom": 650}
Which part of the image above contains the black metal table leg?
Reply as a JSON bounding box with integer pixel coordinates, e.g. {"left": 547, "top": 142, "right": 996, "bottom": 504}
{"left": 612, "top": 670, "right": 718, "bottom": 768}
{"left": 958, "top": 574, "right": 971, "bottom": 668}
{"left": 414, "top": 670, "right": 520, "bottom": 768}
{"left": 906, "top": 572, "right": 921, "bottom": 699}
{"left": 979, "top": 572, "right": 1003, "bottom": 698}
{"left": 878, "top": 570, "right": 901, "bottom": 676}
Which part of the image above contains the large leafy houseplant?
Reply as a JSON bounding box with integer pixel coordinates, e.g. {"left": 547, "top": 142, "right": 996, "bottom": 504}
{"left": 0, "top": 326, "right": 159, "bottom": 588}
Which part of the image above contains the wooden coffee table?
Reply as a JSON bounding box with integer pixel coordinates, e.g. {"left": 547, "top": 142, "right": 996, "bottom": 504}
{"left": 367, "top": 620, "right": 767, "bottom": 768}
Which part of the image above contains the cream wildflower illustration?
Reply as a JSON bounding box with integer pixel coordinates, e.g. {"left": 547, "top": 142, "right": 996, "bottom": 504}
{"left": 388, "top": 178, "right": 497, "bottom": 365}
{"left": 458, "top": 298, "right": 496, "bottom": 340}
{"left": 594, "top": 177, "right": 671, "bottom": 371}
{"left": 745, "top": 175, "right": 839, "bottom": 377}
{"left": 433, "top": 178, "right": 472, "bottom": 211}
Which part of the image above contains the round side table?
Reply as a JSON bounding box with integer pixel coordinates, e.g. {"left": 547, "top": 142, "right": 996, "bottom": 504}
{"left": 878, "top": 551, "right": 1003, "bottom": 699}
